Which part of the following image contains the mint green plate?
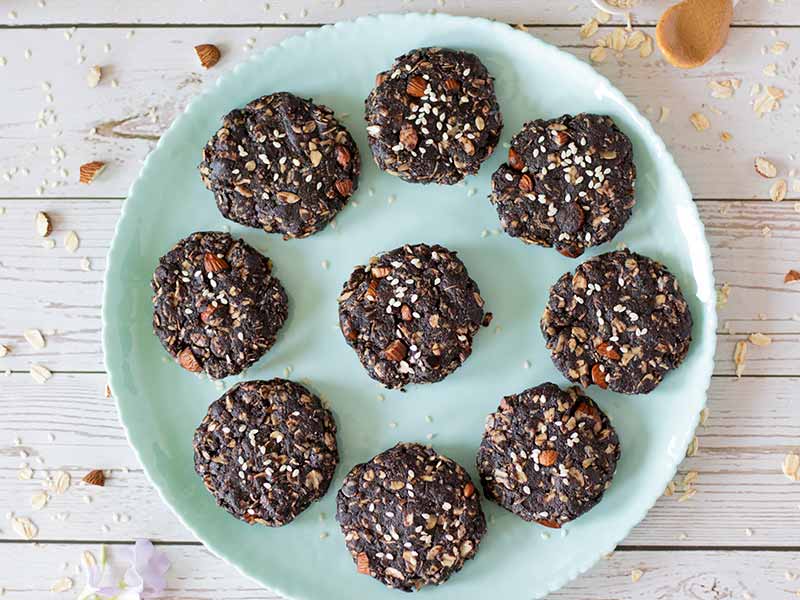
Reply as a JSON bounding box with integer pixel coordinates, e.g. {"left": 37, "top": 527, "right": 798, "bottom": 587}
{"left": 103, "top": 13, "right": 716, "bottom": 599}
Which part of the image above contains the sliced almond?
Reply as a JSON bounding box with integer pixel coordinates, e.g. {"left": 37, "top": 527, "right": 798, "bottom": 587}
{"left": 79, "top": 161, "right": 106, "bottom": 184}
{"left": 755, "top": 157, "right": 777, "bottom": 178}
{"left": 23, "top": 328, "right": 46, "bottom": 350}
{"left": 64, "top": 230, "right": 80, "bottom": 253}
{"left": 708, "top": 80, "right": 734, "bottom": 99}
{"left": 770, "top": 179, "right": 787, "bottom": 203}
{"left": 785, "top": 270, "right": 800, "bottom": 284}
{"left": 631, "top": 569, "right": 643, "bottom": 583}
{"left": 686, "top": 436, "right": 699, "bottom": 457}
{"left": 194, "top": 44, "right": 220, "bottom": 69}
{"left": 30, "top": 363, "right": 52, "bottom": 383}
{"left": 658, "top": 106, "right": 670, "bottom": 123}
{"left": 689, "top": 112, "right": 710, "bottom": 132}
{"left": 11, "top": 516, "right": 37, "bottom": 540}
{"left": 749, "top": 333, "right": 772, "bottom": 347}
{"left": 86, "top": 65, "right": 102, "bottom": 88}
{"left": 610, "top": 28, "right": 628, "bottom": 52}
{"left": 0, "top": 344, "right": 9, "bottom": 357}
{"left": 35, "top": 211, "right": 52, "bottom": 237}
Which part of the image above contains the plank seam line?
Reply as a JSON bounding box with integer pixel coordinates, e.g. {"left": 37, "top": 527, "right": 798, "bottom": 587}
{"left": 0, "top": 23, "right": 797, "bottom": 30}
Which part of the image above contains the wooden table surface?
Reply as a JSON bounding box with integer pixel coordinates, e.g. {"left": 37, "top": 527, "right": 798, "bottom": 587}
{"left": 1, "top": 1, "right": 799, "bottom": 598}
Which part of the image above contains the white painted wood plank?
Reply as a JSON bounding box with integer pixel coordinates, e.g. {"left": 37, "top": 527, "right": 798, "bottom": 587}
{"left": 0, "top": 27, "right": 798, "bottom": 200}
{"left": 0, "top": 544, "right": 798, "bottom": 600}
{"left": 1, "top": 374, "right": 799, "bottom": 546}
{"left": 3, "top": 0, "right": 798, "bottom": 26}
{"left": 0, "top": 199, "right": 797, "bottom": 373}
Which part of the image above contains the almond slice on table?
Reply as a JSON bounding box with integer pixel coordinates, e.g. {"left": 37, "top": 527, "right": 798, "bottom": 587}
{"left": 785, "top": 270, "right": 800, "bottom": 284}
{"left": 86, "top": 65, "right": 102, "bottom": 88}
{"left": 82, "top": 469, "right": 106, "bottom": 487}
{"left": 79, "top": 161, "right": 106, "bottom": 184}
{"left": 23, "top": 328, "right": 46, "bottom": 350}
{"left": 749, "top": 333, "right": 772, "bottom": 347}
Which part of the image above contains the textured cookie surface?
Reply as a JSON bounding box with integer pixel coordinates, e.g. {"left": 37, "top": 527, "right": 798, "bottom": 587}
{"left": 151, "top": 231, "right": 288, "bottom": 379}
{"left": 337, "top": 243, "right": 486, "bottom": 389}
{"left": 490, "top": 114, "right": 635, "bottom": 257}
{"left": 477, "top": 383, "right": 620, "bottom": 527}
{"left": 541, "top": 249, "right": 693, "bottom": 394}
{"left": 365, "top": 47, "right": 503, "bottom": 185}
{"left": 336, "top": 442, "right": 486, "bottom": 591}
{"left": 193, "top": 379, "right": 338, "bottom": 527}
{"left": 199, "top": 92, "right": 360, "bottom": 238}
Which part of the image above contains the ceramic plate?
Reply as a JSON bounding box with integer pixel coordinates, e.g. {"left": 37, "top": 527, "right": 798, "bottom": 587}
{"left": 103, "top": 13, "right": 716, "bottom": 600}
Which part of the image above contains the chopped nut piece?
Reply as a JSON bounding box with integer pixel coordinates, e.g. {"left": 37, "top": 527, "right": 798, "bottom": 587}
{"left": 194, "top": 44, "right": 221, "bottom": 69}
{"left": 82, "top": 469, "right": 106, "bottom": 487}
{"left": 50, "top": 470, "right": 71, "bottom": 494}
{"left": 79, "top": 161, "right": 106, "bottom": 184}
{"left": 631, "top": 569, "right": 643, "bottom": 583}
{"left": 785, "top": 270, "right": 800, "bottom": 284}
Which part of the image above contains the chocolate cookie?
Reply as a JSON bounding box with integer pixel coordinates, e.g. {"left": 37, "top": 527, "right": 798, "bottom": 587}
{"left": 193, "top": 379, "right": 338, "bottom": 527}
{"left": 336, "top": 442, "right": 485, "bottom": 591}
{"left": 337, "top": 243, "right": 486, "bottom": 389}
{"left": 151, "top": 231, "right": 288, "bottom": 379}
{"left": 365, "top": 47, "right": 503, "bottom": 185}
{"left": 199, "top": 92, "right": 360, "bottom": 239}
{"left": 476, "top": 383, "right": 620, "bottom": 527}
{"left": 490, "top": 114, "right": 636, "bottom": 258}
{"left": 541, "top": 249, "right": 693, "bottom": 395}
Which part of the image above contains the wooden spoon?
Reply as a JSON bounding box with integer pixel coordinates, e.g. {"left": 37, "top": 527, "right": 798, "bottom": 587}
{"left": 655, "top": 0, "right": 737, "bottom": 69}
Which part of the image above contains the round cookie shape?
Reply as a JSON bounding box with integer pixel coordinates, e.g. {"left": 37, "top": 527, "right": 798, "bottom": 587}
{"left": 336, "top": 442, "right": 486, "bottom": 591}
{"left": 490, "top": 113, "right": 636, "bottom": 258}
{"left": 151, "top": 231, "right": 288, "bottom": 379}
{"left": 476, "top": 383, "right": 620, "bottom": 527}
{"left": 199, "top": 92, "right": 360, "bottom": 239}
{"left": 540, "top": 248, "right": 693, "bottom": 395}
{"left": 337, "top": 243, "right": 486, "bottom": 389}
{"left": 193, "top": 379, "right": 338, "bottom": 527}
{"left": 365, "top": 47, "right": 503, "bottom": 185}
